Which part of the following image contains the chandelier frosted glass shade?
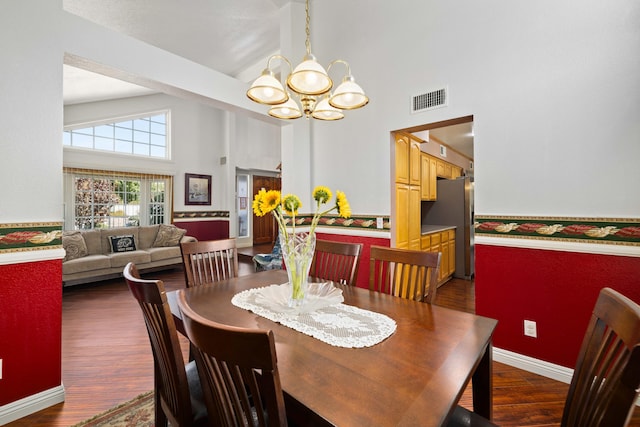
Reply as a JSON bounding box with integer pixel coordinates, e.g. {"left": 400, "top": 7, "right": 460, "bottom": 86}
{"left": 329, "top": 75, "right": 369, "bottom": 110}
{"left": 311, "top": 96, "right": 344, "bottom": 120}
{"left": 286, "top": 55, "right": 333, "bottom": 95}
{"left": 246, "top": 70, "right": 288, "bottom": 105}
{"left": 269, "top": 96, "right": 303, "bottom": 120}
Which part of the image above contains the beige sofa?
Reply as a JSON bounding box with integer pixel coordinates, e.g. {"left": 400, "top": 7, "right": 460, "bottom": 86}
{"left": 62, "top": 224, "right": 196, "bottom": 287}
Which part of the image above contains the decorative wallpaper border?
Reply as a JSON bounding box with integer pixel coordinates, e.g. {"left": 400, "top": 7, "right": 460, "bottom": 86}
{"left": 475, "top": 216, "right": 640, "bottom": 246}
{"left": 286, "top": 214, "right": 390, "bottom": 231}
{"left": 174, "top": 210, "right": 230, "bottom": 219}
{"left": 0, "top": 222, "right": 63, "bottom": 253}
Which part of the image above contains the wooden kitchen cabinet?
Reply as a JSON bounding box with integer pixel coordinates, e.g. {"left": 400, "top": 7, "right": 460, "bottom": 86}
{"left": 420, "top": 153, "right": 437, "bottom": 201}
{"left": 395, "top": 134, "right": 422, "bottom": 249}
{"left": 395, "top": 134, "right": 410, "bottom": 184}
{"left": 421, "top": 227, "right": 456, "bottom": 286}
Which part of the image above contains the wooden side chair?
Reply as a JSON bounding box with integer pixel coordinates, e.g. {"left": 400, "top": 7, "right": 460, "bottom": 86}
{"left": 176, "top": 290, "right": 288, "bottom": 427}
{"left": 448, "top": 287, "right": 640, "bottom": 427}
{"left": 123, "top": 262, "right": 208, "bottom": 427}
{"left": 180, "top": 238, "right": 239, "bottom": 287}
{"left": 369, "top": 245, "right": 441, "bottom": 303}
{"left": 309, "top": 239, "right": 364, "bottom": 286}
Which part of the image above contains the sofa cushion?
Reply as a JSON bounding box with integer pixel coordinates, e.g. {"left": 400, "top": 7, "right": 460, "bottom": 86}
{"left": 153, "top": 224, "right": 186, "bottom": 247}
{"left": 82, "top": 230, "right": 103, "bottom": 255}
{"left": 62, "top": 231, "right": 88, "bottom": 262}
{"left": 101, "top": 228, "right": 140, "bottom": 254}
{"left": 109, "top": 250, "right": 152, "bottom": 268}
{"left": 147, "top": 246, "right": 181, "bottom": 262}
{"left": 62, "top": 254, "right": 111, "bottom": 275}
{"left": 138, "top": 225, "right": 160, "bottom": 249}
{"left": 108, "top": 235, "right": 137, "bottom": 253}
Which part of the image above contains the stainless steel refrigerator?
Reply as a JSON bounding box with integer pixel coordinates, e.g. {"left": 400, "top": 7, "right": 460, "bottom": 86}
{"left": 421, "top": 177, "right": 474, "bottom": 280}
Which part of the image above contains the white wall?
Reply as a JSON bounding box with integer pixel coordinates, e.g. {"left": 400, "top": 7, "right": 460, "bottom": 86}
{"left": 0, "top": 1, "right": 64, "bottom": 224}
{"left": 3, "top": 0, "right": 639, "bottom": 228}
{"left": 308, "top": 0, "right": 640, "bottom": 218}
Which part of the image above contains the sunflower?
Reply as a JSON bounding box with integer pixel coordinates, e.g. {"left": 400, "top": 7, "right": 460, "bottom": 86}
{"left": 335, "top": 191, "right": 352, "bottom": 219}
{"left": 312, "top": 186, "right": 332, "bottom": 205}
{"left": 281, "top": 194, "right": 302, "bottom": 216}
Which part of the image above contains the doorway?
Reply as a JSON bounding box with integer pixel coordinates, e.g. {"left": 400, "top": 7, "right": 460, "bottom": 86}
{"left": 252, "top": 175, "right": 281, "bottom": 245}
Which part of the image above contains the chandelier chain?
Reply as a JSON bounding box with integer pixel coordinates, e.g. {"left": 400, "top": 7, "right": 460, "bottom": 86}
{"left": 305, "top": 0, "right": 311, "bottom": 55}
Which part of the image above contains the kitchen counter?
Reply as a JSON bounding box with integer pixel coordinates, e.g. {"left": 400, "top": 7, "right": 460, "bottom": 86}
{"left": 421, "top": 224, "right": 456, "bottom": 235}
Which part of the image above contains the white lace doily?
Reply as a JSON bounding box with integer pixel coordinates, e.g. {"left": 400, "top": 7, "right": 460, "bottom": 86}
{"left": 231, "top": 283, "right": 397, "bottom": 348}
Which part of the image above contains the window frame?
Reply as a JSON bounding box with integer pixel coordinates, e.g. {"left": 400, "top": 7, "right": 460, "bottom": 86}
{"left": 63, "top": 110, "right": 171, "bottom": 160}
{"left": 63, "top": 168, "right": 174, "bottom": 230}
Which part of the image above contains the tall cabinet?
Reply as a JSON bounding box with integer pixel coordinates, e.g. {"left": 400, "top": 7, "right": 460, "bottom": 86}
{"left": 395, "top": 134, "right": 421, "bottom": 250}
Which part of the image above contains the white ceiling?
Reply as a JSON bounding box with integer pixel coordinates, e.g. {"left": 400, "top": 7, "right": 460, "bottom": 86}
{"left": 62, "top": 0, "right": 473, "bottom": 159}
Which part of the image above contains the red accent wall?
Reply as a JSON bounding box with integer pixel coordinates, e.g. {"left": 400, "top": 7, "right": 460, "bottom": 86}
{"left": 173, "top": 220, "right": 229, "bottom": 242}
{"left": 475, "top": 244, "right": 640, "bottom": 368}
{"left": 0, "top": 259, "right": 62, "bottom": 405}
{"left": 315, "top": 232, "right": 390, "bottom": 289}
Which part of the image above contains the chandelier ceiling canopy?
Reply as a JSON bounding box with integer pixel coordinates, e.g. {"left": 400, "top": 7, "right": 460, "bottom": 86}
{"left": 246, "top": 0, "right": 368, "bottom": 121}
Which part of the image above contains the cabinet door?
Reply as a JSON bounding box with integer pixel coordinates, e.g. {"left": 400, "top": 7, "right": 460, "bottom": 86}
{"left": 440, "top": 237, "right": 449, "bottom": 282}
{"left": 408, "top": 185, "right": 421, "bottom": 250}
{"left": 395, "top": 135, "right": 409, "bottom": 184}
{"left": 451, "top": 166, "right": 462, "bottom": 179}
{"left": 409, "top": 138, "right": 422, "bottom": 186}
{"left": 436, "top": 160, "right": 446, "bottom": 177}
{"left": 421, "top": 234, "right": 431, "bottom": 251}
{"left": 395, "top": 183, "right": 409, "bottom": 249}
{"left": 429, "top": 158, "right": 437, "bottom": 199}
{"left": 420, "top": 153, "right": 431, "bottom": 200}
{"left": 448, "top": 229, "right": 456, "bottom": 276}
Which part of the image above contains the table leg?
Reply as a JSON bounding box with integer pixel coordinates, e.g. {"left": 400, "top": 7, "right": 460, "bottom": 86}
{"left": 472, "top": 342, "right": 493, "bottom": 419}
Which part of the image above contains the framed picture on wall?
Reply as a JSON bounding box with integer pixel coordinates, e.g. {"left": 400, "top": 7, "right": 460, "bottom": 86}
{"left": 185, "top": 173, "right": 211, "bottom": 205}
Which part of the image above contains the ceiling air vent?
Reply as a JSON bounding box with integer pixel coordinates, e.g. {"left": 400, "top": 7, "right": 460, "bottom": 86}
{"left": 411, "top": 87, "right": 447, "bottom": 113}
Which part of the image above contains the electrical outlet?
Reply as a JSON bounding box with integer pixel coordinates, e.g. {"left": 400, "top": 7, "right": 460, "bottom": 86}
{"left": 376, "top": 217, "right": 384, "bottom": 229}
{"left": 524, "top": 320, "right": 537, "bottom": 338}
{"left": 0, "top": 358, "right": 3, "bottom": 379}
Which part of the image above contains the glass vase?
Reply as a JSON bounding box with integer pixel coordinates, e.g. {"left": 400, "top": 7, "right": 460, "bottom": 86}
{"left": 280, "top": 231, "right": 316, "bottom": 307}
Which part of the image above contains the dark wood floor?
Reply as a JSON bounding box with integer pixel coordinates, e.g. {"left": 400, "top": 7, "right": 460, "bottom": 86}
{"left": 7, "top": 256, "right": 640, "bottom": 426}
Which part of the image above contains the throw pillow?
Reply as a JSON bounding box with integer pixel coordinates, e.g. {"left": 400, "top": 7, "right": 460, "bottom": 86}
{"left": 109, "top": 235, "right": 137, "bottom": 253}
{"left": 62, "top": 231, "right": 88, "bottom": 262}
{"left": 152, "top": 224, "right": 186, "bottom": 247}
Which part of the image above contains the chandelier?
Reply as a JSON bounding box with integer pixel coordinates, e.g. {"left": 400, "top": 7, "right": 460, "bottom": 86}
{"left": 246, "top": 0, "right": 368, "bottom": 121}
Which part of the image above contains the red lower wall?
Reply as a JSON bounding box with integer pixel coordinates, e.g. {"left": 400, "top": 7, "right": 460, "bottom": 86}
{"left": 315, "top": 232, "right": 390, "bottom": 289}
{"left": 475, "top": 244, "right": 640, "bottom": 368}
{"left": 0, "top": 259, "right": 62, "bottom": 405}
{"left": 173, "top": 219, "right": 229, "bottom": 242}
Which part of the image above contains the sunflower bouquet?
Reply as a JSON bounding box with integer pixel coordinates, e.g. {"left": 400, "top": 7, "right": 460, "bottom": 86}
{"left": 252, "top": 186, "right": 351, "bottom": 306}
{"left": 252, "top": 186, "right": 351, "bottom": 238}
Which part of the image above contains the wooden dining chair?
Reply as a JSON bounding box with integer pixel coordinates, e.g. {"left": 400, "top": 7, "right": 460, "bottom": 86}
{"left": 176, "top": 290, "right": 289, "bottom": 427}
{"left": 369, "top": 245, "right": 441, "bottom": 303}
{"left": 447, "top": 287, "right": 640, "bottom": 427}
{"left": 123, "top": 262, "right": 208, "bottom": 427}
{"left": 309, "top": 239, "right": 363, "bottom": 286}
{"left": 180, "top": 238, "right": 239, "bottom": 287}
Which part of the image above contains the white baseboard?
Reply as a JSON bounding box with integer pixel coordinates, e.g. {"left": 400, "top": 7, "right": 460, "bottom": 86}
{"left": 0, "top": 385, "right": 65, "bottom": 426}
{"left": 493, "top": 347, "right": 640, "bottom": 407}
{"left": 493, "top": 347, "right": 573, "bottom": 384}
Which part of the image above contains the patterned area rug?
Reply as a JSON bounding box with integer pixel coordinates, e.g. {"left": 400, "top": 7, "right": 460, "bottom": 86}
{"left": 71, "top": 392, "right": 154, "bottom": 427}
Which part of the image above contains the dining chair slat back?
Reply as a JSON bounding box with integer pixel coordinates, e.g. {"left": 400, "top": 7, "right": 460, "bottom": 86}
{"left": 123, "top": 262, "right": 208, "bottom": 427}
{"left": 181, "top": 239, "right": 239, "bottom": 287}
{"left": 447, "top": 287, "right": 640, "bottom": 427}
{"left": 561, "top": 287, "right": 640, "bottom": 427}
{"left": 369, "top": 245, "right": 441, "bottom": 303}
{"left": 309, "top": 240, "right": 363, "bottom": 286}
{"left": 177, "top": 291, "right": 288, "bottom": 427}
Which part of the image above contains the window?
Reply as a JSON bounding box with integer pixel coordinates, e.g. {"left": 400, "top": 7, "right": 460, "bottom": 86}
{"left": 63, "top": 112, "right": 169, "bottom": 159}
{"left": 64, "top": 168, "right": 173, "bottom": 230}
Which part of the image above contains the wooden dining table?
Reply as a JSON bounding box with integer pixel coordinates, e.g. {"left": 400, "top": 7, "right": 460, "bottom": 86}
{"left": 167, "top": 269, "right": 498, "bottom": 427}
